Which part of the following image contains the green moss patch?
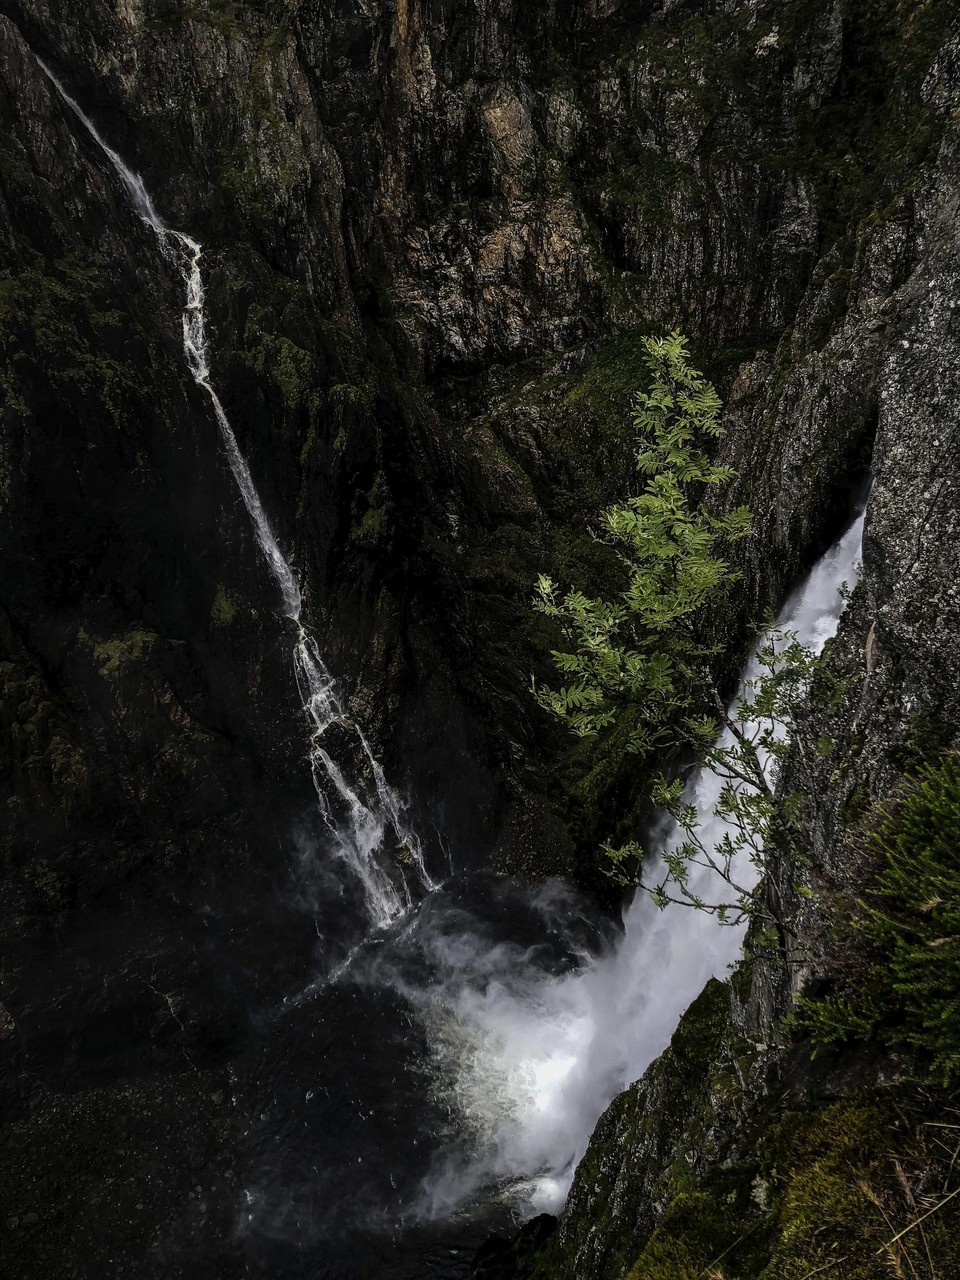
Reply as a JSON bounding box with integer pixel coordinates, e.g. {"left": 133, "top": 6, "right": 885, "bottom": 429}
{"left": 618, "top": 1092, "right": 960, "bottom": 1280}
{"left": 0, "top": 255, "right": 142, "bottom": 422}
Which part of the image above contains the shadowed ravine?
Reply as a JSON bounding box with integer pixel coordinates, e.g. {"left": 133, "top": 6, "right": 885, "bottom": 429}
{"left": 4, "top": 3, "right": 959, "bottom": 1275}
{"left": 29, "top": 58, "right": 871, "bottom": 1280}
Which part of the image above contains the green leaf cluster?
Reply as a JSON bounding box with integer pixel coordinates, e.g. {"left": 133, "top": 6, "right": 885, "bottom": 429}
{"left": 797, "top": 753, "right": 960, "bottom": 1084}
{"left": 533, "top": 331, "right": 751, "bottom": 756}
{"left": 531, "top": 332, "right": 828, "bottom": 934}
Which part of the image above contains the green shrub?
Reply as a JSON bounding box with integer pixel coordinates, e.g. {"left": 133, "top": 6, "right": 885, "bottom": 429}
{"left": 530, "top": 332, "right": 821, "bottom": 935}
{"left": 798, "top": 753, "right": 960, "bottom": 1083}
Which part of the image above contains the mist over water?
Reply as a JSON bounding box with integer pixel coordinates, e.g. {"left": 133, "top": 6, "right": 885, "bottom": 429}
{"left": 242, "top": 509, "right": 864, "bottom": 1267}
{"left": 40, "top": 55, "right": 867, "bottom": 1277}
{"left": 404, "top": 510, "right": 866, "bottom": 1221}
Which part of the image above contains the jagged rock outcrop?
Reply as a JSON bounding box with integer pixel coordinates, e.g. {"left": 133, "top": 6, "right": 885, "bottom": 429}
{"left": 756, "top": 63, "right": 960, "bottom": 1029}
{"left": 6, "top": 0, "right": 928, "bottom": 871}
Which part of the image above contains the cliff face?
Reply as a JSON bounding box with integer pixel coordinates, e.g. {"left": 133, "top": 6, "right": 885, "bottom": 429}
{"left": 480, "top": 16, "right": 960, "bottom": 1278}
{"left": 1, "top": 0, "right": 957, "bottom": 1274}
{"left": 6, "top": 0, "right": 923, "bottom": 871}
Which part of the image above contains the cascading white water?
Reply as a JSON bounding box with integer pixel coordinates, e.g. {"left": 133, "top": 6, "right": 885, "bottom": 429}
{"left": 412, "top": 509, "right": 866, "bottom": 1220}
{"left": 39, "top": 60, "right": 434, "bottom": 927}
{"left": 36, "top": 52, "right": 871, "bottom": 1256}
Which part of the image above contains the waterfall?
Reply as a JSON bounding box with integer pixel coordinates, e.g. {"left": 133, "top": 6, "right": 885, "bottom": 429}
{"left": 413, "top": 509, "right": 866, "bottom": 1220}
{"left": 36, "top": 53, "right": 870, "bottom": 1260}
{"left": 39, "top": 60, "right": 435, "bottom": 927}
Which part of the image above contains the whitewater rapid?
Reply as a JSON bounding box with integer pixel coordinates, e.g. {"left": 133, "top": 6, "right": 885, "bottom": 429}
{"left": 38, "top": 59, "right": 434, "bottom": 929}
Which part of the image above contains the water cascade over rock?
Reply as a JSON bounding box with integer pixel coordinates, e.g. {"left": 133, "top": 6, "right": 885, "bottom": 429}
{"left": 38, "top": 60, "right": 435, "bottom": 932}
{"left": 226, "top": 505, "right": 866, "bottom": 1278}
{"left": 408, "top": 508, "right": 866, "bottom": 1221}
{"left": 32, "top": 59, "right": 867, "bottom": 1269}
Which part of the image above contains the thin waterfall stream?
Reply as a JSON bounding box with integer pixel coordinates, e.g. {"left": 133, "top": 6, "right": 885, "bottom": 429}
{"left": 38, "top": 59, "right": 435, "bottom": 932}
{"left": 37, "top": 58, "right": 866, "bottom": 1279}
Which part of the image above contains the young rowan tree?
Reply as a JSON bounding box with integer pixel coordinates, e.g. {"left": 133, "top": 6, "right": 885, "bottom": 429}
{"left": 534, "top": 332, "right": 820, "bottom": 938}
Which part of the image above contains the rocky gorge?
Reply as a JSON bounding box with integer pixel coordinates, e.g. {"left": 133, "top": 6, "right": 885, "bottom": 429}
{"left": 1, "top": 1, "right": 959, "bottom": 1277}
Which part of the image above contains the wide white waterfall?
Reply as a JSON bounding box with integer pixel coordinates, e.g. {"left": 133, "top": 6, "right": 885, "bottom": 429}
{"left": 414, "top": 509, "right": 866, "bottom": 1220}
{"left": 39, "top": 60, "right": 434, "bottom": 927}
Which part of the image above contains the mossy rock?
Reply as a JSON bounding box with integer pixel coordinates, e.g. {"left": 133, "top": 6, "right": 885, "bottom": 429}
{"left": 617, "top": 1093, "right": 960, "bottom": 1280}
{"left": 625, "top": 1191, "right": 753, "bottom": 1280}
{"left": 758, "top": 1095, "right": 960, "bottom": 1280}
